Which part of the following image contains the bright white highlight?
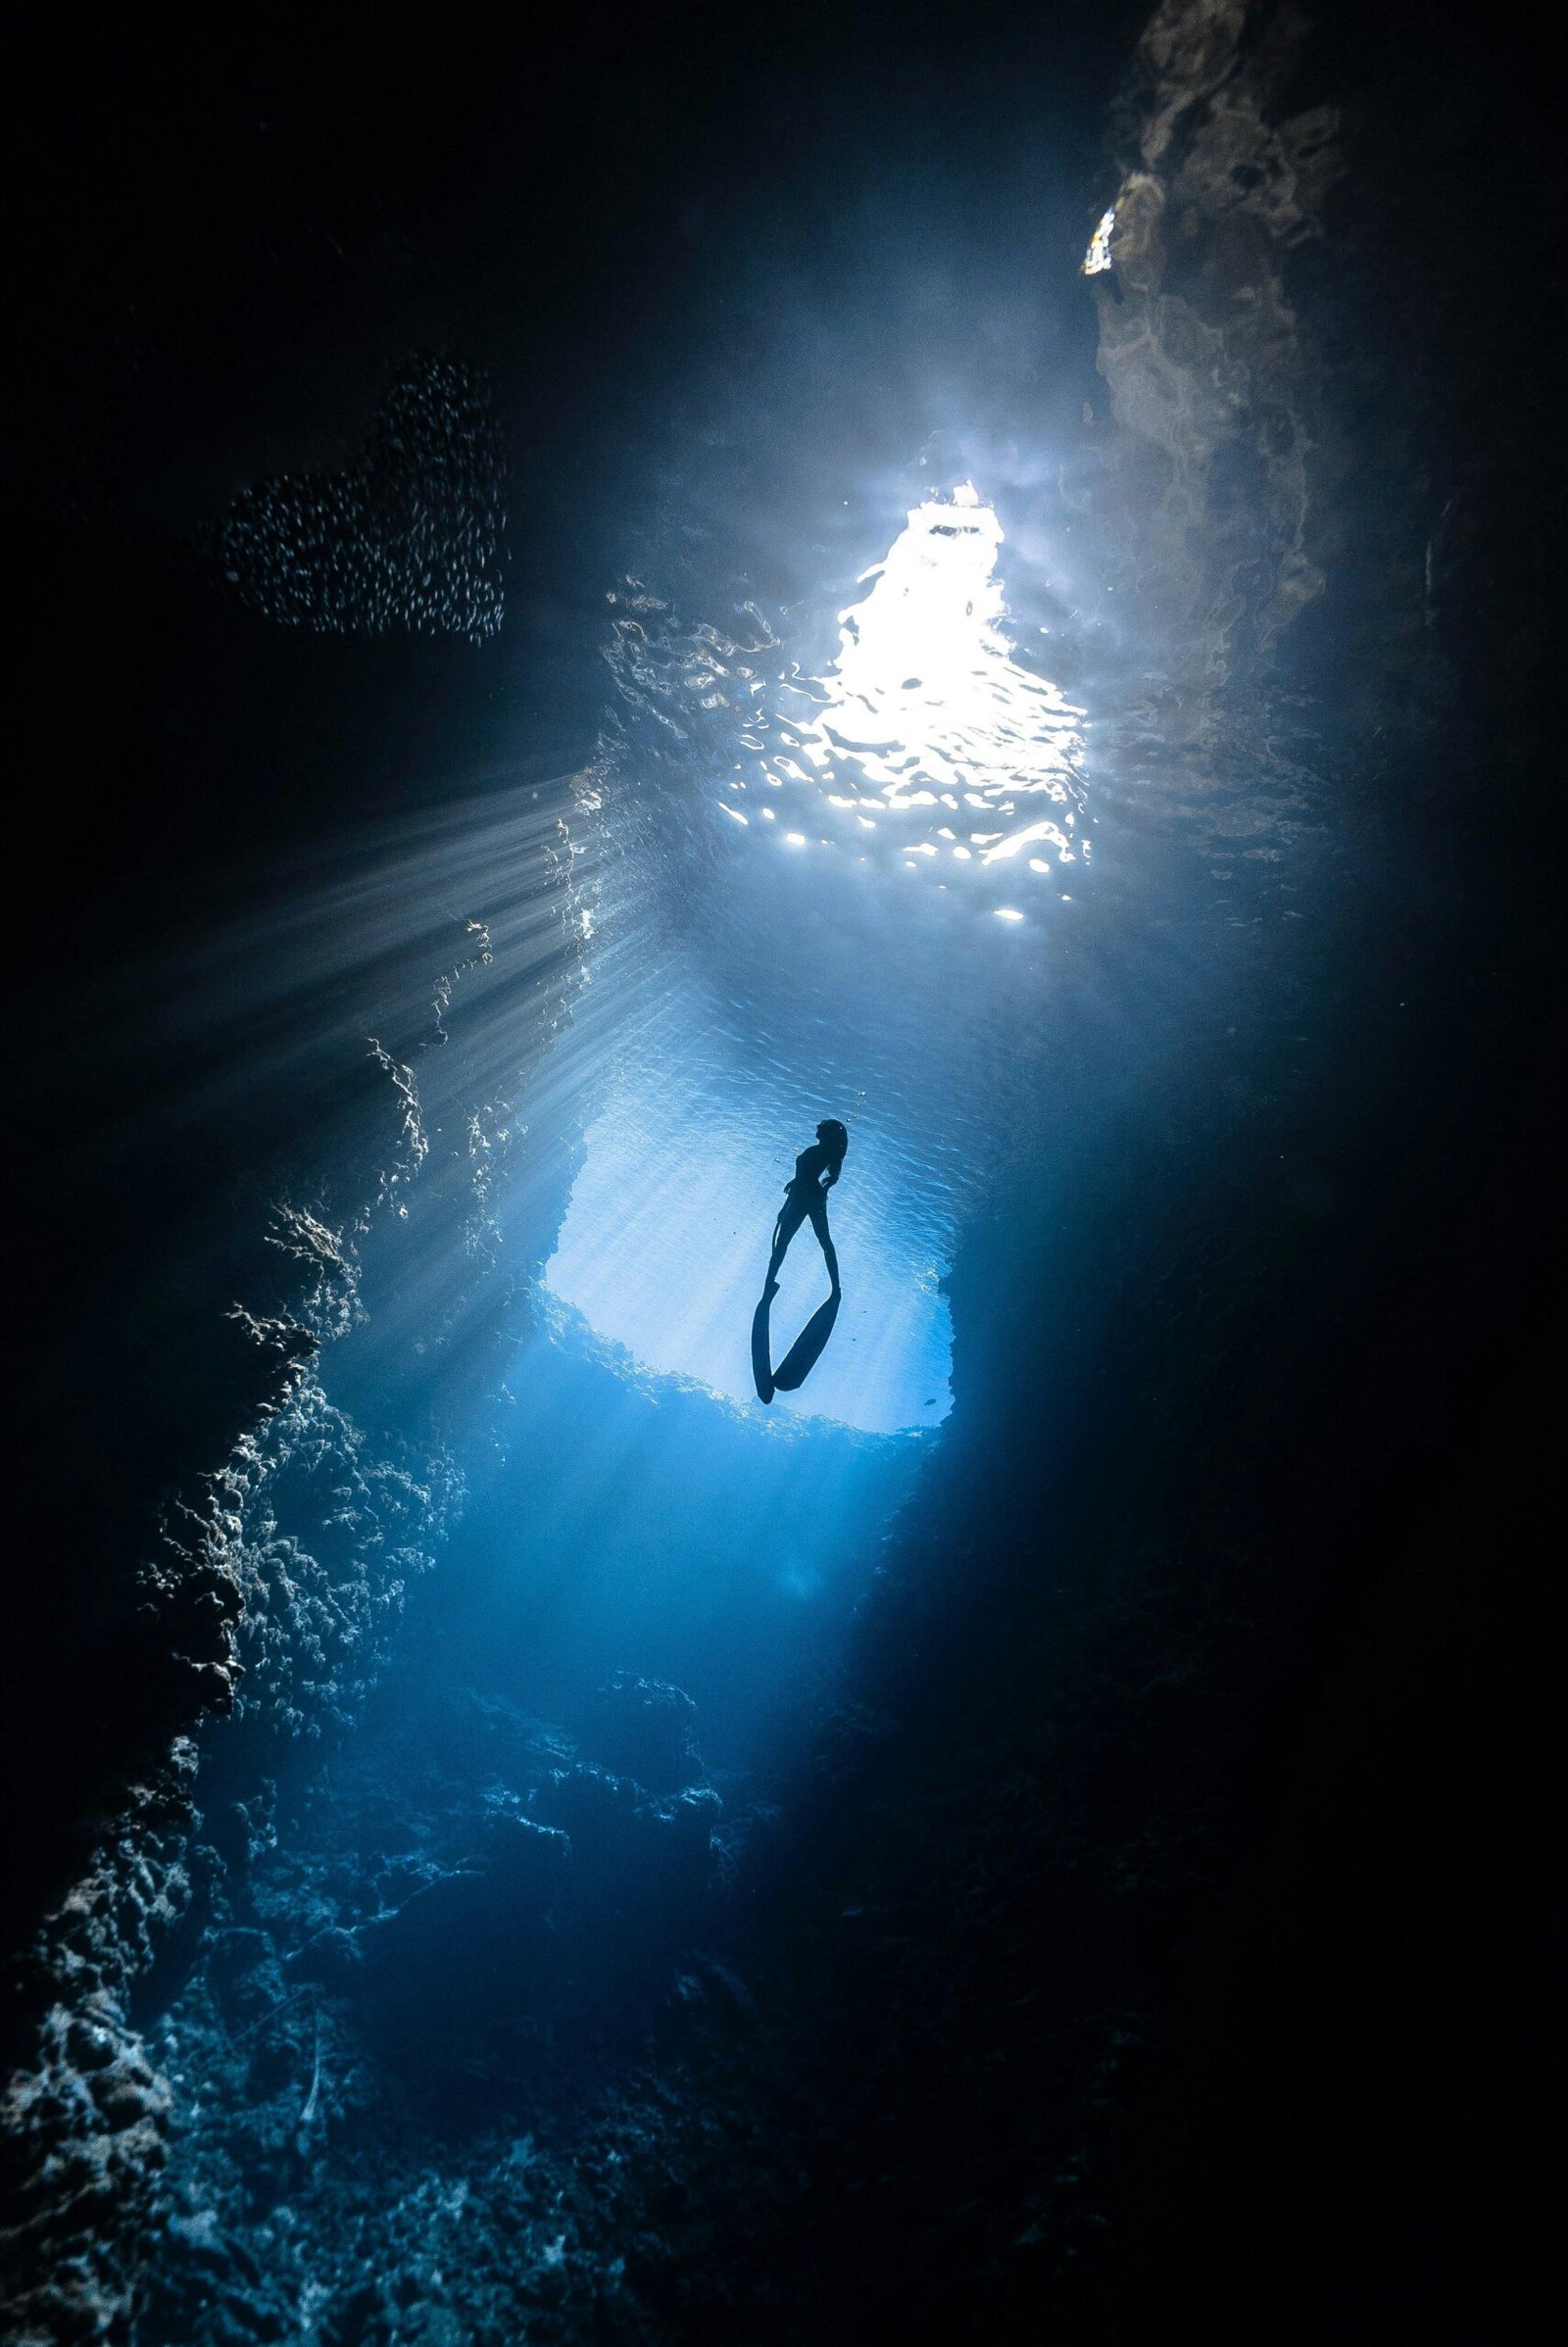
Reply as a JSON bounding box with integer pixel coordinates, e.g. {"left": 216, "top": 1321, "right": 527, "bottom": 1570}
{"left": 1082, "top": 206, "right": 1115, "bottom": 275}
{"left": 769, "top": 485, "right": 1086, "bottom": 895}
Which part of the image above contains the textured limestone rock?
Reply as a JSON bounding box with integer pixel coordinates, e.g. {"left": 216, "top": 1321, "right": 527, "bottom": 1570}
{"left": 1, "top": 1746, "right": 196, "bottom": 2343}
{"left": 112, "top": 1676, "right": 746, "bottom": 2343}
{"left": 1091, "top": 0, "right": 1344, "bottom": 709}
{"left": 2, "top": 1298, "right": 458, "bottom": 2339}
{"left": 582, "top": 1675, "right": 703, "bottom": 1796}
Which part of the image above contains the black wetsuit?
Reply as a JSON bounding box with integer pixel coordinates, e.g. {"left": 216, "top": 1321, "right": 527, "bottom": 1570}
{"left": 768, "top": 1142, "right": 841, "bottom": 1291}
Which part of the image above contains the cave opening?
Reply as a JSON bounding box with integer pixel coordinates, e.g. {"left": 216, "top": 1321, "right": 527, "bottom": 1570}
{"left": 3, "top": 7, "right": 1555, "bottom": 2343}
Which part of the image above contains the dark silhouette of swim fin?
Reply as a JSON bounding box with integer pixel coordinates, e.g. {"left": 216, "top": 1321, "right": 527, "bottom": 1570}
{"left": 771, "top": 1293, "right": 841, "bottom": 1392}
{"left": 751, "top": 1292, "right": 775, "bottom": 1403}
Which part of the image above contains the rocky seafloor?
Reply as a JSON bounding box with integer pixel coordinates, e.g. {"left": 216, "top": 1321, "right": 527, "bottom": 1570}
{"left": 132, "top": 1674, "right": 793, "bottom": 2347}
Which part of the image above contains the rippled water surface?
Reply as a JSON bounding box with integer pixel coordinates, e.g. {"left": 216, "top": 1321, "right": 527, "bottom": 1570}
{"left": 547, "top": 478, "right": 1135, "bottom": 1430}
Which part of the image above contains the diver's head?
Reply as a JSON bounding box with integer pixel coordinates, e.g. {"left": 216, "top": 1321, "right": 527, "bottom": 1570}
{"left": 816, "top": 1118, "right": 849, "bottom": 1163}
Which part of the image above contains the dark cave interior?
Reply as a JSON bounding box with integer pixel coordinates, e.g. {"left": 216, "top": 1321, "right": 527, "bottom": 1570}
{"left": 2, "top": 6, "right": 1559, "bottom": 2341}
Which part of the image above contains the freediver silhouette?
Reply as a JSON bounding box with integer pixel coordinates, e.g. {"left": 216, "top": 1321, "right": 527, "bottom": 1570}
{"left": 767, "top": 1119, "right": 847, "bottom": 1297}
{"left": 752, "top": 1120, "right": 848, "bottom": 1404}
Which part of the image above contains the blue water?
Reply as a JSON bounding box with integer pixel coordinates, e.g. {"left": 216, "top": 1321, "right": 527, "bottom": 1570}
{"left": 306, "top": 486, "right": 1093, "bottom": 1764}
{"left": 37, "top": 62, "right": 1376, "bottom": 2339}
{"left": 7, "top": 10, "right": 1549, "bottom": 2339}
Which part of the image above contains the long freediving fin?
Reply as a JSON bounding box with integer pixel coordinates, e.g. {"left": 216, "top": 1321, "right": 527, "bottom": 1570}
{"left": 770, "top": 1292, "right": 840, "bottom": 1392}
{"left": 751, "top": 1291, "right": 776, "bottom": 1403}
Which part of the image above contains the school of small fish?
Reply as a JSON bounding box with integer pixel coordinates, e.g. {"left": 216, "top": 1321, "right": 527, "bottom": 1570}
{"left": 212, "top": 357, "right": 507, "bottom": 644}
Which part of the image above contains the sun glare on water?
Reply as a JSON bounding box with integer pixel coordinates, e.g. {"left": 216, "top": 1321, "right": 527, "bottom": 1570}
{"left": 725, "top": 484, "right": 1088, "bottom": 905}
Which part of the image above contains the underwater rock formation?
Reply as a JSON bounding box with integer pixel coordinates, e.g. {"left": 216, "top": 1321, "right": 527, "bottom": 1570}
{"left": 115, "top": 1678, "right": 732, "bottom": 2343}
{"left": 1090, "top": 0, "right": 1343, "bottom": 709}
{"left": 1, "top": 1224, "right": 460, "bottom": 2341}
{"left": 580, "top": 1674, "right": 703, "bottom": 1797}
{"left": 0, "top": 1745, "right": 198, "bottom": 2344}
{"left": 3, "top": 737, "right": 589, "bottom": 2338}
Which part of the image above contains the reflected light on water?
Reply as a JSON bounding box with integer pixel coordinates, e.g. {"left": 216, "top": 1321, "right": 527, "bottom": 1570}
{"left": 737, "top": 483, "right": 1088, "bottom": 901}
{"left": 556, "top": 478, "right": 1083, "bottom": 1430}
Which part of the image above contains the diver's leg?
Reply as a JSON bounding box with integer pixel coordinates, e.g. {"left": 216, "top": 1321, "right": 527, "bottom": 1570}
{"left": 766, "top": 1198, "right": 805, "bottom": 1292}
{"left": 809, "top": 1198, "right": 841, "bottom": 1297}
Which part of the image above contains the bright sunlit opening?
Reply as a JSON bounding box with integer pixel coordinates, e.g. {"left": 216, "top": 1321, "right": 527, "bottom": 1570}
{"left": 544, "top": 1057, "right": 953, "bottom": 1437}
{"left": 763, "top": 485, "right": 1087, "bottom": 898}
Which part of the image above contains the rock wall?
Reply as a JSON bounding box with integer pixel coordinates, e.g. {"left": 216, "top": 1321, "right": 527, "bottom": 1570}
{"left": 1088, "top": 1, "right": 1343, "bottom": 723}
{"left": 2, "top": 892, "right": 585, "bottom": 2339}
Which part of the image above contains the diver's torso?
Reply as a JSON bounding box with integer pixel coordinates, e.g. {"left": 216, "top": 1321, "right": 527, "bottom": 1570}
{"left": 786, "top": 1143, "right": 831, "bottom": 1195}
